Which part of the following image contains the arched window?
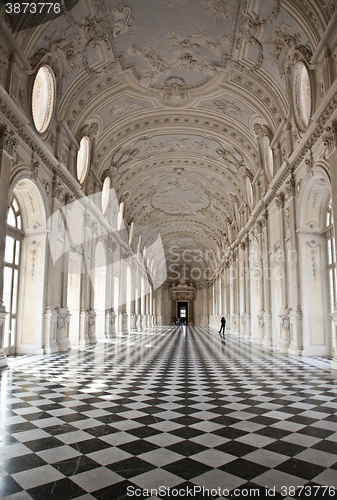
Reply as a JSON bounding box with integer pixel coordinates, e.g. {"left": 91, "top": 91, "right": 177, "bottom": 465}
{"left": 32, "top": 65, "right": 56, "bottom": 133}
{"left": 102, "top": 176, "right": 111, "bottom": 214}
{"left": 326, "top": 198, "right": 336, "bottom": 347}
{"left": 117, "top": 201, "right": 124, "bottom": 231}
{"left": 4, "top": 196, "right": 24, "bottom": 353}
{"left": 77, "top": 136, "right": 90, "bottom": 185}
{"left": 293, "top": 61, "right": 312, "bottom": 132}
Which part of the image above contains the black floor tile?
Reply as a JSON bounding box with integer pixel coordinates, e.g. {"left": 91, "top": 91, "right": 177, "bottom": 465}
{"left": 107, "top": 456, "right": 156, "bottom": 478}
{"left": 264, "top": 440, "right": 306, "bottom": 457}
{"left": 275, "top": 457, "right": 325, "bottom": 480}
{"left": 27, "top": 477, "right": 87, "bottom": 500}
{"left": 163, "top": 457, "right": 212, "bottom": 480}
{"left": 85, "top": 424, "right": 119, "bottom": 438}
{"left": 69, "top": 438, "right": 111, "bottom": 454}
{"left": 53, "top": 455, "right": 101, "bottom": 476}
{"left": 219, "top": 457, "right": 269, "bottom": 480}
{"left": 0, "top": 475, "right": 23, "bottom": 497}
{"left": 166, "top": 440, "right": 207, "bottom": 457}
{"left": 215, "top": 441, "right": 256, "bottom": 457}
{"left": 24, "top": 436, "right": 64, "bottom": 452}
{"left": 1, "top": 453, "right": 47, "bottom": 474}
{"left": 118, "top": 439, "right": 160, "bottom": 455}
{"left": 312, "top": 439, "right": 337, "bottom": 454}
{"left": 126, "top": 426, "right": 160, "bottom": 439}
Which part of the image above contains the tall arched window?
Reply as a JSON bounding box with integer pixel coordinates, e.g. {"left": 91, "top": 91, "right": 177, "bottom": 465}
{"left": 4, "top": 196, "right": 23, "bottom": 354}
{"left": 326, "top": 199, "right": 336, "bottom": 348}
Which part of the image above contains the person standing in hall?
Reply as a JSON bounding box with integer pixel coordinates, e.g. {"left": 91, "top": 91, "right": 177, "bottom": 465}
{"left": 219, "top": 316, "right": 226, "bottom": 337}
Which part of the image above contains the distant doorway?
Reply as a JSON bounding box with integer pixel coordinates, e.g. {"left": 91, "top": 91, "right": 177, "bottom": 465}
{"left": 177, "top": 302, "right": 188, "bottom": 325}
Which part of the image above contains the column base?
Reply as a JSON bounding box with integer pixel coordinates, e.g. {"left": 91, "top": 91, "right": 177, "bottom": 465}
{"left": 263, "top": 311, "right": 273, "bottom": 345}
{"left": 106, "top": 309, "right": 116, "bottom": 337}
{"left": 288, "top": 308, "right": 303, "bottom": 356}
{"left": 56, "top": 308, "right": 71, "bottom": 352}
{"left": 278, "top": 308, "right": 291, "bottom": 353}
{"left": 331, "top": 357, "right": 337, "bottom": 371}
{"left": 0, "top": 350, "right": 8, "bottom": 367}
{"left": 87, "top": 309, "right": 97, "bottom": 344}
{"left": 120, "top": 312, "right": 128, "bottom": 334}
{"left": 44, "top": 307, "right": 59, "bottom": 354}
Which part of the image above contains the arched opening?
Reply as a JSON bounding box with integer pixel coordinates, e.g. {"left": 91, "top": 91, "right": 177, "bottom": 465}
{"left": 298, "top": 170, "right": 332, "bottom": 355}
{"left": 94, "top": 241, "right": 107, "bottom": 339}
{"left": 4, "top": 179, "right": 47, "bottom": 354}
{"left": 4, "top": 195, "right": 23, "bottom": 355}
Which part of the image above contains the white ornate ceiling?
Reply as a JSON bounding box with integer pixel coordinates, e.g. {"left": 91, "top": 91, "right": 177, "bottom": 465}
{"left": 10, "top": 0, "right": 329, "bottom": 283}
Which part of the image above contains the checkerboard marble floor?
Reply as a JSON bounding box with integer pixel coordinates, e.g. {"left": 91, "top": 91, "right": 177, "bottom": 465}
{"left": 1, "top": 326, "right": 337, "bottom": 500}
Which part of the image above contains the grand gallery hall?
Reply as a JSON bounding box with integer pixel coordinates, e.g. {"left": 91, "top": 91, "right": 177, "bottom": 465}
{"left": 0, "top": 0, "right": 337, "bottom": 499}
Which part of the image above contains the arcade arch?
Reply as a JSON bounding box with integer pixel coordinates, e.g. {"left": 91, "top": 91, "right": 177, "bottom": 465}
{"left": 5, "top": 178, "right": 47, "bottom": 355}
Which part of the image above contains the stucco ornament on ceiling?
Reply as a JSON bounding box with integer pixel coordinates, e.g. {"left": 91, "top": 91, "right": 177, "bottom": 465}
{"left": 151, "top": 175, "right": 210, "bottom": 214}
{"left": 159, "top": 0, "right": 188, "bottom": 7}
{"left": 134, "top": 134, "right": 224, "bottom": 158}
{"left": 114, "top": 0, "right": 232, "bottom": 86}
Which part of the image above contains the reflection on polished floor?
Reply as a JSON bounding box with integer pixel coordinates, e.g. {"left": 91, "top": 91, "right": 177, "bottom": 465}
{"left": 1, "top": 326, "right": 337, "bottom": 500}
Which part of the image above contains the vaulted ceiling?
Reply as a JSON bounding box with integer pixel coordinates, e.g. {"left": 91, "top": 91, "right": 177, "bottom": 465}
{"left": 8, "top": 0, "right": 330, "bottom": 283}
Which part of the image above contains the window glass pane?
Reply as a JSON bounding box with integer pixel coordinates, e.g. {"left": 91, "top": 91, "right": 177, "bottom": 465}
{"left": 17, "top": 214, "right": 22, "bottom": 230}
{"left": 7, "top": 207, "right": 16, "bottom": 227}
{"left": 15, "top": 240, "right": 20, "bottom": 265}
{"left": 12, "top": 269, "right": 18, "bottom": 314}
{"left": 12, "top": 197, "right": 19, "bottom": 212}
{"left": 10, "top": 319, "right": 16, "bottom": 346}
{"left": 3, "top": 266, "right": 12, "bottom": 311}
{"left": 328, "top": 242, "right": 332, "bottom": 265}
{"left": 5, "top": 236, "right": 15, "bottom": 264}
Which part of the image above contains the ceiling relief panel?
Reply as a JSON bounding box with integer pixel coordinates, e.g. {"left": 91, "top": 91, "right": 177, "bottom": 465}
{"left": 200, "top": 97, "right": 252, "bottom": 127}
{"left": 124, "top": 134, "right": 249, "bottom": 169}
{"left": 99, "top": 97, "right": 153, "bottom": 128}
{"left": 151, "top": 175, "right": 210, "bottom": 214}
{"left": 113, "top": 0, "right": 232, "bottom": 87}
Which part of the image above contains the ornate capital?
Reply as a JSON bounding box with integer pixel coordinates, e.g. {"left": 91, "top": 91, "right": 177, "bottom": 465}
{"left": 253, "top": 123, "right": 268, "bottom": 141}
{"left": 284, "top": 176, "right": 296, "bottom": 199}
{"left": 261, "top": 210, "right": 268, "bottom": 227}
{"left": 83, "top": 122, "right": 99, "bottom": 141}
{"left": 275, "top": 193, "right": 285, "bottom": 209}
{"left": 255, "top": 219, "right": 263, "bottom": 234}
{"left": 31, "top": 160, "right": 39, "bottom": 182}
{"left": 0, "top": 126, "right": 18, "bottom": 157}
{"left": 323, "top": 124, "right": 337, "bottom": 156}
{"left": 52, "top": 172, "right": 66, "bottom": 202}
